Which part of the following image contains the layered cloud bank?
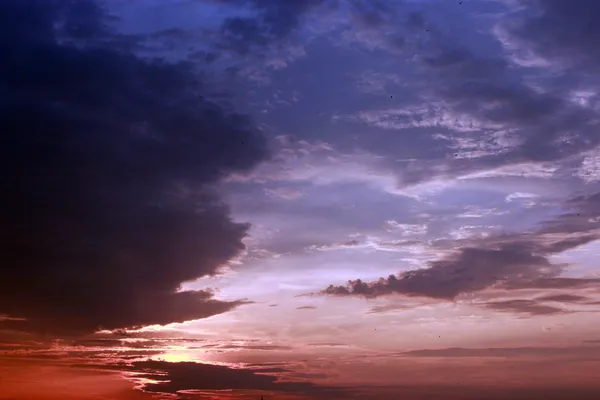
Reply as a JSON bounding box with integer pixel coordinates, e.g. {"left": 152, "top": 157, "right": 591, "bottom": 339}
{"left": 0, "top": 0, "right": 268, "bottom": 334}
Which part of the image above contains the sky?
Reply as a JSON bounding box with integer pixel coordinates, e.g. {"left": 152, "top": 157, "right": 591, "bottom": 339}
{"left": 2, "top": 0, "right": 600, "bottom": 399}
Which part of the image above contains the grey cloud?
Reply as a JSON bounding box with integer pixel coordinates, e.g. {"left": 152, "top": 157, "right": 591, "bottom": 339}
{"left": 296, "top": 305, "right": 317, "bottom": 310}
{"left": 400, "top": 345, "right": 600, "bottom": 359}
{"left": 367, "top": 303, "right": 417, "bottom": 314}
{"left": 0, "top": 340, "right": 50, "bottom": 352}
{"left": 105, "top": 360, "right": 350, "bottom": 398}
{"left": 417, "top": 46, "right": 597, "bottom": 166}
{"left": 536, "top": 294, "right": 591, "bottom": 303}
{"left": 210, "top": 0, "right": 334, "bottom": 57}
{"left": 324, "top": 245, "right": 558, "bottom": 299}
{"left": 344, "top": 1, "right": 600, "bottom": 189}
{"left": 0, "top": 0, "right": 268, "bottom": 335}
{"left": 541, "top": 191, "right": 600, "bottom": 234}
{"left": 211, "top": 0, "right": 410, "bottom": 62}
{"left": 264, "top": 187, "right": 305, "bottom": 200}
{"left": 349, "top": 0, "right": 396, "bottom": 29}
{"left": 323, "top": 191, "right": 600, "bottom": 300}
{"left": 377, "top": 239, "right": 423, "bottom": 247}
{"left": 3, "top": 347, "right": 162, "bottom": 361}
{"left": 503, "top": 0, "right": 600, "bottom": 72}
{"left": 308, "top": 342, "right": 348, "bottom": 347}
{"left": 201, "top": 343, "right": 293, "bottom": 350}
{"left": 482, "top": 299, "right": 566, "bottom": 316}
{"left": 68, "top": 339, "right": 124, "bottom": 348}
{"left": 309, "top": 239, "right": 362, "bottom": 251}
{"left": 504, "top": 277, "right": 600, "bottom": 290}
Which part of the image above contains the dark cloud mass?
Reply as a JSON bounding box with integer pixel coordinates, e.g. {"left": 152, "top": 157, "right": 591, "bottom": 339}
{"left": 0, "top": 0, "right": 268, "bottom": 334}
{"left": 103, "top": 360, "right": 348, "bottom": 397}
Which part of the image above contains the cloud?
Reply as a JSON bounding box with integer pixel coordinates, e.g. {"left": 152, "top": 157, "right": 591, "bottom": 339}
{"left": 577, "top": 147, "right": 600, "bottom": 183}
{"left": 336, "top": 1, "right": 600, "bottom": 191}
{"left": 201, "top": 343, "right": 293, "bottom": 351}
{"left": 482, "top": 299, "right": 566, "bottom": 316}
{"left": 536, "top": 294, "right": 590, "bottom": 303}
{"left": 418, "top": 45, "right": 597, "bottom": 164}
{"left": 0, "top": 0, "right": 268, "bottom": 334}
{"left": 109, "top": 359, "right": 349, "bottom": 397}
{"left": 340, "top": 104, "right": 507, "bottom": 133}
{"left": 400, "top": 345, "right": 600, "bottom": 359}
{"left": 323, "top": 245, "right": 559, "bottom": 299}
{"left": 296, "top": 306, "right": 317, "bottom": 310}
{"left": 68, "top": 339, "right": 125, "bottom": 348}
{"left": 308, "top": 239, "right": 362, "bottom": 252}
{"left": 504, "top": 277, "right": 600, "bottom": 291}
{"left": 353, "top": 71, "right": 405, "bottom": 95}
{"left": 474, "top": 293, "right": 600, "bottom": 317}
{"left": 367, "top": 298, "right": 434, "bottom": 314}
{"left": 499, "top": 0, "right": 600, "bottom": 72}
{"left": 336, "top": 0, "right": 408, "bottom": 54}
{"left": 227, "top": 137, "right": 396, "bottom": 191}
{"left": 307, "top": 342, "right": 349, "bottom": 347}
{"left": 506, "top": 192, "right": 539, "bottom": 207}
{"left": 322, "top": 191, "right": 600, "bottom": 300}
{"left": 456, "top": 207, "right": 507, "bottom": 219}
{"left": 441, "top": 132, "right": 522, "bottom": 159}
{"left": 384, "top": 221, "right": 427, "bottom": 236}
{"left": 264, "top": 187, "right": 304, "bottom": 200}
{"left": 459, "top": 162, "right": 558, "bottom": 180}
{"left": 447, "top": 225, "right": 497, "bottom": 240}
{"left": 211, "top": 0, "right": 332, "bottom": 57}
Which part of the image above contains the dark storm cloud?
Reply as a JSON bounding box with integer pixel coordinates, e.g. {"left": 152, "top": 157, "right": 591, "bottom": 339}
{"left": 0, "top": 1, "right": 268, "bottom": 334}
{"left": 103, "top": 360, "right": 350, "bottom": 398}
{"left": 322, "top": 191, "right": 600, "bottom": 300}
